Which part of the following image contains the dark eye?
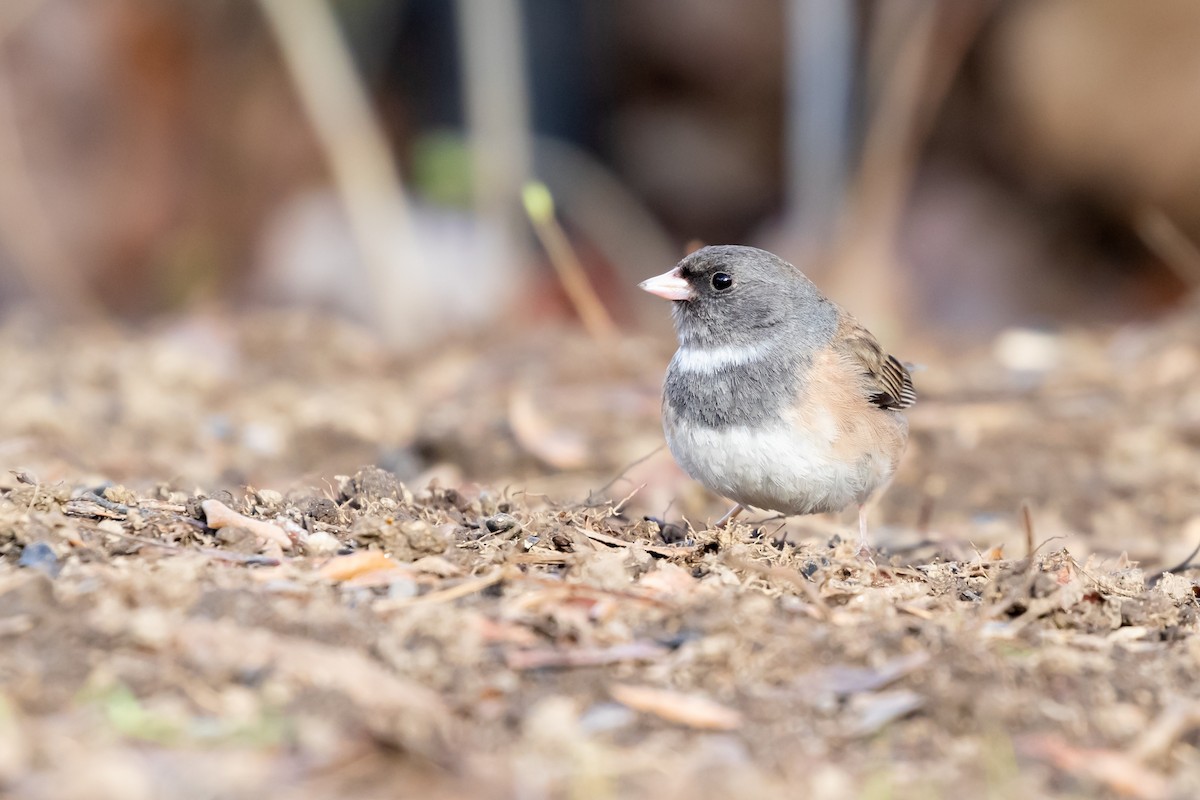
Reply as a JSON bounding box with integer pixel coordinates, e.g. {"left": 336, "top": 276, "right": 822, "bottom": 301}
{"left": 711, "top": 272, "right": 733, "bottom": 291}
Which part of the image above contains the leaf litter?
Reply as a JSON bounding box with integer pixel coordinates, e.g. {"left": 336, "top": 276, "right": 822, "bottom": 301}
{"left": 2, "top": 308, "right": 1200, "bottom": 798}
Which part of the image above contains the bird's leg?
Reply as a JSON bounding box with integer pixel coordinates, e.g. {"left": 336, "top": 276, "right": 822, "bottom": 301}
{"left": 856, "top": 504, "right": 874, "bottom": 560}
{"left": 715, "top": 503, "right": 745, "bottom": 529}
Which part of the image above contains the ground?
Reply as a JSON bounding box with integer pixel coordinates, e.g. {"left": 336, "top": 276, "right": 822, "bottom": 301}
{"left": 2, "top": 306, "right": 1200, "bottom": 799}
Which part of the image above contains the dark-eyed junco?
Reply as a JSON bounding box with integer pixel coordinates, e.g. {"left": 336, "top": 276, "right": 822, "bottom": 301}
{"left": 639, "top": 245, "right": 915, "bottom": 551}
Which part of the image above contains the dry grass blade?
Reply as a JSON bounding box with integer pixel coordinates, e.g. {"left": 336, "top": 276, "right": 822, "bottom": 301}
{"left": 611, "top": 483, "right": 645, "bottom": 515}
{"left": 375, "top": 569, "right": 506, "bottom": 611}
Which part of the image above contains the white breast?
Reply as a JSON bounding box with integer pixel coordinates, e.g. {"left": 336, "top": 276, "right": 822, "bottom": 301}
{"left": 664, "top": 413, "right": 892, "bottom": 515}
{"left": 671, "top": 342, "right": 771, "bottom": 373}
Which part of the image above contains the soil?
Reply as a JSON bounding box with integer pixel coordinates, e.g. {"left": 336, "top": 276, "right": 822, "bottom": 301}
{"left": 2, "top": 306, "right": 1200, "bottom": 799}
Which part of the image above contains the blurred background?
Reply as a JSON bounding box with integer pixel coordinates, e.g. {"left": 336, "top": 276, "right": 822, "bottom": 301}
{"left": 2, "top": 0, "right": 1198, "bottom": 340}
{"left": 3, "top": 0, "right": 1200, "bottom": 553}
{"left": 9, "top": 6, "right": 1200, "bottom": 796}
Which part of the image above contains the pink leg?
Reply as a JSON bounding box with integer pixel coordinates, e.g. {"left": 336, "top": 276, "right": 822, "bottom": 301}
{"left": 715, "top": 503, "right": 745, "bottom": 529}
{"left": 856, "top": 505, "right": 873, "bottom": 559}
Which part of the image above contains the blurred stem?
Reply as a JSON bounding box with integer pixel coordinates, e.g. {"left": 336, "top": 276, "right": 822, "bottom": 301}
{"left": 832, "top": 0, "right": 994, "bottom": 332}
{"left": 455, "top": 0, "right": 534, "bottom": 251}
{"left": 785, "top": 0, "right": 855, "bottom": 246}
{"left": 523, "top": 182, "right": 616, "bottom": 341}
{"left": 258, "top": 0, "right": 418, "bottom": 341}
{"left": 532, "top": 136, "right": 677, "bottom": 322}
{"left": 0, "top": 62, "right": 100, "bottom": 319}
{"left": 1135, "top": 207, "right": 1200, "bottom": 291}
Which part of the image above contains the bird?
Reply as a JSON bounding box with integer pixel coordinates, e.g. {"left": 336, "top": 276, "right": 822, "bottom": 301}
{"left": 638, "top": 245, "right": 915, "bottom": 553}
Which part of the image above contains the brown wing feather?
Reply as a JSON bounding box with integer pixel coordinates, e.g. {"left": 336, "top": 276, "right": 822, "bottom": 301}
{"left": 839, "top": 318, "right": 916, "bottom": 411}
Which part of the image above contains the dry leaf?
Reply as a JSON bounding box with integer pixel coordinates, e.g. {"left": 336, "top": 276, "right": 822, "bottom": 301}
{"left": 317, "top": 550, "right": 395, "bottom": 581}
{"left": 609, "top": 684, "right": 742, "bottom": 731}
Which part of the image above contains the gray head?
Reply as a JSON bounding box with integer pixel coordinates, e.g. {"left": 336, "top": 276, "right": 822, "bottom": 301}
{"left": 639, "top": 245, "right": 838, "bottom": 350}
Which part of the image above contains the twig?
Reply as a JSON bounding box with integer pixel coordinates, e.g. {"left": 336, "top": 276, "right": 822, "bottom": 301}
{"left": 1148, "top": 537, "right": 1200, "bottom": 586}
{"left": 517, "top": 572, "right": 675, "bottom": 607}
{"left": 611, "top": 483, "right": 645, "bottom": 516}
{"left": 509, "top": 552, "right": 572, "bottom": 565}
{"left": 575, "top": 527, "right": 700, "bottom": 559}
{"left": 523, "top": 181, "right": 617, "bottom": 341}
{"left": 505, "top": 641, "right": 668, "bottom": 671}
{"left": 80, "top": 492, "right": 130, "bottom": 515}
{"left": 1020, "top": 501, "right": 1035, "bottom": 561}
{"left": 63, "top": 499, "right": 125, "bottom": 520}
{"left": 25, "top": 480, "right": 39, "bottom": 514}
{"left": 86, "top": 526, "right": 281, "bottom": 566}
{"left": 375, "top": 569, "right": 506, "bottom": 611}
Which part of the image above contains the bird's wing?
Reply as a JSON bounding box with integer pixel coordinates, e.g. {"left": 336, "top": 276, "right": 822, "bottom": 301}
{"left": 840, "top": 319, "right": 917, "bottom": 411}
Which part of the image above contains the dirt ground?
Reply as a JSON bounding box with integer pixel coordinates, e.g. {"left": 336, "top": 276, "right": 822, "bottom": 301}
{"left": 3, "top": 305, "right": 1200, "bottom": 799}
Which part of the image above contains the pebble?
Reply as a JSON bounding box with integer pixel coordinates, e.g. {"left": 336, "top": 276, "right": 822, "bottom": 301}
{"left": 18, "top": 541, "right": 61, "bottom": 578}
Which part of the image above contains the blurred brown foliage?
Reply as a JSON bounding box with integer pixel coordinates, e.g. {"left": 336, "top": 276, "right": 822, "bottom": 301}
{"left": 0, "top": 0, "right": 1198, "bottom": 340}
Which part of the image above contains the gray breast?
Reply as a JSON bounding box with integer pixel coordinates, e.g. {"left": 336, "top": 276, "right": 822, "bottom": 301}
{"left": 663, "top": 350, "right": 803, "bottom": 428}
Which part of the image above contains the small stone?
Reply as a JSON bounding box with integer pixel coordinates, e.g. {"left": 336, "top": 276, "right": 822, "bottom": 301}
{"left": 484, "top": 514, "right": 518, "bottom": 534}
{"left": 17, "top": 542, "right": 60, "bottom": 578}
{"left": 254, "top": 489, "right": 284, "bottom": 509}
{"left": 303, "top": 531, "right": 341, "bottom": 557}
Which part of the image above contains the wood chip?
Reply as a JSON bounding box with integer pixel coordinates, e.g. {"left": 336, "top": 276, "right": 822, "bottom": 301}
{"left": 201, "top": 499, "right": 293, "bottom": 552}
{"left": 317, "top": 550, "right": 396, "bottom": 581}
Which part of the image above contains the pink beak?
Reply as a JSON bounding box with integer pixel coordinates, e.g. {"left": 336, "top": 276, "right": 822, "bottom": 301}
{"left": 638, "top": 266, "right": 693, "bottom": 301}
